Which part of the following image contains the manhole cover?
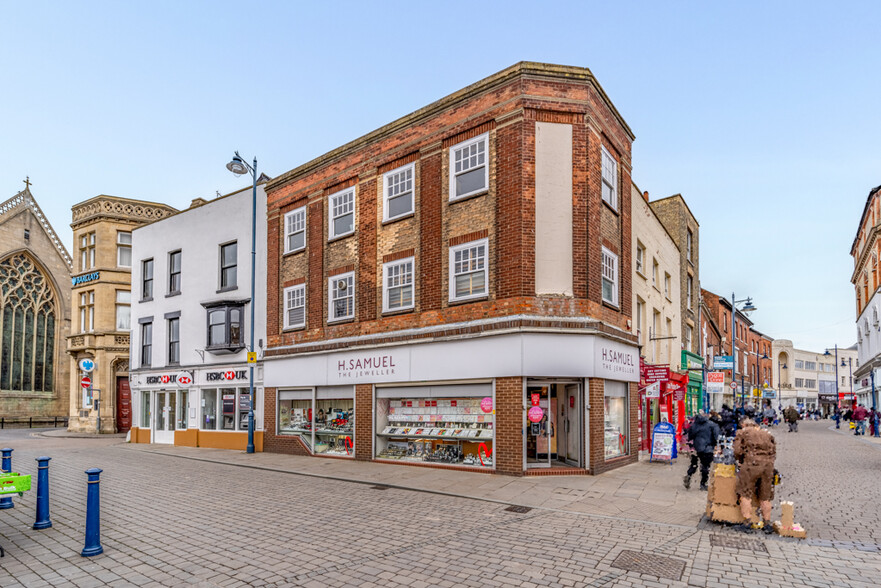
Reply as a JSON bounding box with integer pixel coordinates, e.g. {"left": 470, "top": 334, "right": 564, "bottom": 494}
{"left": 710, "top": 533, "right": 768, "bottom": 553}
{"left": 370, "top": 485, "right": 389, "bottom": 490}
{"left": 504, "top": 505, "right": 533, "bottom": 513}
{"left": 610, "top": 550, "right": 685, "bottom": 581}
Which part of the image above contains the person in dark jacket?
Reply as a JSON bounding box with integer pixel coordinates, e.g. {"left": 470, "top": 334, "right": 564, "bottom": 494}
{"left": 683, "top": 411, "right": 720, "bottom": 491}
{"left": 783, "top": 405, "right": 799, "bottom": 432}
{"left": 853, "top": 404, "right": 868, "bottom": 435}
{"left": 719, "top": 404, "right": 736, "bottom": 437}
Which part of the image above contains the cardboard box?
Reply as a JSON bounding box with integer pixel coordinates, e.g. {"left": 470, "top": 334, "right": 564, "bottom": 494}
{"left": 714, "top": 464, "right": 736, "bottom": 478}
{"left": 711, "top": 504, "right": 745, "bottom": 524}
{"left": 781, "top": 501, "right": 794, "bottom": 529}
{"left": 712, "top": 476, "right": 738, "bottom": 506}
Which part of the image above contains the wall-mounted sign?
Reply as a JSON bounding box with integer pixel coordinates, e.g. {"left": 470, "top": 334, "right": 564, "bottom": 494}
{"left": 72, "top": 272, "right": 100, "bottom": 287}
{"left": 596, "top": 343, "right": 639, "bottom": 381}
{"left": 176, "top": 372, "right": 193, "bottom": 386}
{"left": 206, "top": 370, "right": 247, "bottom": 381}
{"left": 706, "top": 371, "right": 725, "bottom": 394}
{"left": 145, "top": 374, "right": 179, "bottom": 385}
{"left": 714, "top": 355, "right": 734, "bottom": 370}
{"left": 79, "top": 358, "right": 96, "bottom": 373}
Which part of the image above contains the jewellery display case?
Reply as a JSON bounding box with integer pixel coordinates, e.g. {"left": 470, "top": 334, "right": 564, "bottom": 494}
{"left": 278, "top": 392, "right": 355, "bottom": 457}
{"left": 375, "top": 397, "right": 494, "bottom": 468}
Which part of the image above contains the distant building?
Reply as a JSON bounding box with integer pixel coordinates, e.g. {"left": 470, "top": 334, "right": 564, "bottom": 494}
{"left": 0, "top": 183, "right": 72, "bottom": 419}
{"left": 851, "top": 184, "right": 881, "bottom": 408}
{"left": 67, "top": 195, "right": 177, "bottom": 433}
{"left": 772, "top": 340, "right": 857, "bottom": 414}
{"left": 701, "top": 288, "right": 755, "bottom": 409}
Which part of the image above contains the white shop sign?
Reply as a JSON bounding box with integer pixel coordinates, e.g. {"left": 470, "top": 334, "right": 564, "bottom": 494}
{"left": 594, "top": 340, "right": 639, "bottom": 381}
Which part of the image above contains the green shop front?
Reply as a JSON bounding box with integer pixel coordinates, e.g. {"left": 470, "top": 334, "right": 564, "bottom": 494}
{"left": 681, "top": 350, "right": 704, "bottom": 416}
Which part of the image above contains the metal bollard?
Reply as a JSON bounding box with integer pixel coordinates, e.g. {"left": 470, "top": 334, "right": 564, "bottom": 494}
{"left": 81, "top": 468, "right": 103, "bottom": 557}
{"left": 33, "top": 457, "right": 52, "bottom": 529}
{"left": 0, "top": 448, "right": 13, "bottom": 510}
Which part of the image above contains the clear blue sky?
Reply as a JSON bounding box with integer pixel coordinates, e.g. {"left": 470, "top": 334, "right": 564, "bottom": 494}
{"left": 2, "top": 1, "right": 879, "bottom": 353}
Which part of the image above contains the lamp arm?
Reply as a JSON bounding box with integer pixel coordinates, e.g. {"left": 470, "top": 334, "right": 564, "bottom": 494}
{"left": 232, "top": 150, "right": 257, "bottom": 177}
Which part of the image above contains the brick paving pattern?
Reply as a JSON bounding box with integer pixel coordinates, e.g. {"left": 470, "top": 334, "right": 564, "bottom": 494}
{"left": 0, "top": 421, "right": 879, "bottom": 587}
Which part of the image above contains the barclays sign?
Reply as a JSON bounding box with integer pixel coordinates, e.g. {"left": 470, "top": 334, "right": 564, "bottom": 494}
{"left": 72, "top": 272, "right": 100, "bottom": 287}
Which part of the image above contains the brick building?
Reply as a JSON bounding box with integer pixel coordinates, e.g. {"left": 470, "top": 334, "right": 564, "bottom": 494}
{"left": 702, "top": 288, "right": 755, "bottom": 408}
{"left": 262, "top": 62, "right": 639, "bottom": 475}
{"left": 851, "top": 184, "right": 881, "bottom": 406}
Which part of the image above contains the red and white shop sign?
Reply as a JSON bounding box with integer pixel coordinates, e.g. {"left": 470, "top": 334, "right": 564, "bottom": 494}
{"left": 531, "top": 393, "right": 541, "bottom": 407}
{"left": 643, "top": 365, "right": 670, "bottom": 383}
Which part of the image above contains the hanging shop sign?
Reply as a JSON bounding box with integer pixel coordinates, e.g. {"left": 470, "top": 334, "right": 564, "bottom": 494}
{"left": 71, "top": 272, "right": 100, "bottom": 287}
{"left": 79, "top": 358, "right": 96, "bottom": 373}
{"left": 762, "top": 389, "right": 777, "bottom": 399}
{"left": 205, "top": 370, "right": 247, "bottom": 382}
{"left": 714, "top": 355, "right": 734, "bottom": 370}
{"left": 643, "top": 364, "right": 670, "bottom": 383}
{"left": 706, "top": 371, "right": 725, "bottom": 394}
{"left": 175, "top": 372, "right": 193, "bottom": 386}
{"left": 650, "top": 421, "right": 677, "bottom": 463}
{"left": 645, "top": 382, "right": 661, "bottom": 399}
{"left": 527, "top": 406, "right": 544, "bottom": 423}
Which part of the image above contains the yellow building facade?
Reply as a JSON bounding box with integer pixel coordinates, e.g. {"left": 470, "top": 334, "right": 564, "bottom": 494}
{"left": 67, "top": 196, "right": 176, "bottom": 433}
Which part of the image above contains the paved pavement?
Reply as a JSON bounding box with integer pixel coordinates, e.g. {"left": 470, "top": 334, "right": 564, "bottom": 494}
{"left": 0, "top": 421, "right": 879, "bottom": 587}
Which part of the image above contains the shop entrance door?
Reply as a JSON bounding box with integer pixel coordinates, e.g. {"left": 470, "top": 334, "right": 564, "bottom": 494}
{"left": 526, "top": 385, "right": 552, "bottom": 468}
{"left": 116, "top": 377, "right": 131, "bottom": 433}
{"left": 561, "top": 384, "right": 580, "bottom": 466}
{"left": 153, "top": 390, "right": 176, "bottom": 444}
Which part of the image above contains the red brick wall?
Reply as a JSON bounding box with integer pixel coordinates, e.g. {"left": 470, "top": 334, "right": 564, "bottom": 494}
{"left": 494, "top": 376, "right": 523, "bottom": 475}
{"left": 354, "top": 383, "right": 373, "bottom": 460}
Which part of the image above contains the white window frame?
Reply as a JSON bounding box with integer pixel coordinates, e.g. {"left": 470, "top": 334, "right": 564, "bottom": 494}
{"left": 601, "top": 247, "right": 619, "bottom": 306}
{"left": 449, "top": 239, "right": 488, "bottom": 302}
{"left": 635, "top": 242, "right": 645, "bottom": 276}
{"left": 449, "top": 133, "right": 489, "bottom": 201}
{"left": 328, "top": 272, "right": 355, "bottom": 322}
{"left": 283, "top": 284, "right": 306, "bottom": 329}
{"left": 328, "top": 188, "right": 355, "bottom": 240}
{"left": 601, "top": 145, "right": 618, "bottom": 209}
{"left": 652, "top": 259, "right": 658, "bottom": 288}
{"left": 284, "top": 206, "right": 307, "bottom": 253}
{"left": 382, "top": 257, "right": 415, "bottom": 313}
{"left": 117, "top": 231, "right": 132, "bottom": 267}
{"left": 382, "top": 163, "right": 415, "bottom": 221}
{"left": 664, "top": 272, "right": 671, "bottom": 299}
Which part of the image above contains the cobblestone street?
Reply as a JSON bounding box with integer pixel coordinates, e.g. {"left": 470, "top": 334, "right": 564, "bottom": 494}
{"left": 1, "top": 421, "right": 880, "bottom": 587}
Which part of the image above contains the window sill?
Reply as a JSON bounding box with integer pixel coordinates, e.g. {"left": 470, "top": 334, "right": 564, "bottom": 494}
{"left": 216, "top": 286, "right": 238, "bottom": 294}
{"left": 382, "top": 212, "right": 415, "bottom": 226}
{"left": 140, "top": 297, "right": 153, "bottom": 303}
{"left": 283, "top": 247, "right": 306, "bottom": 258}
{"left": 381, "top": 307, "right": 415, "bottom": 317}
{"left": 449, "top": 190, "right": 488, "bottom": 205}
{"left": 166, "top": 291, "right": 181, "bottom": 298}
{"left": 602, "top": 199, "right": 620, "bottom": 215}
{"left": 448, "top": 294, "right": 488, "bottom": 306}
{"left": 601, "top": 299, "right": 620, "bottom": 311}
{"left": 206, "top": 344, "right": 246, "bottom": 355}
{"left": 282, "top": 325, "right": 306, "bottom": 332}
{"left": 328, "top": 232, "right": 355, "bottom": 244}
{"left": 636, "top": 270, "right": 646, "bottom": 280}
{"left": 327, "top": 317, "right": 355, "bottom": 325}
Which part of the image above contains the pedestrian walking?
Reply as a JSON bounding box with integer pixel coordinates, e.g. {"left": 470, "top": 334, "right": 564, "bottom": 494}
{"left": 833, "top": 406, "right": 841, "bottom": 429}
{"left": 783, "top": 405, "right": 799, "bottom": 432}
{"left": 852, "top": 404, "right": 868, "bottom": 436}
{"left": 683, "top": 411, "right": 720, "bottom": 491}
{"left": 733, "top": 418, "right": 776, "bottom": 534}
{"left": 762, "top": 403, "right": 776, "bottom": 427}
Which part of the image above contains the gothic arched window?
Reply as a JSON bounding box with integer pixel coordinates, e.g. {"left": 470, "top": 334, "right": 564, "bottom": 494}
{"left": 0, "top": 253, "right": 56, "bottom": 392}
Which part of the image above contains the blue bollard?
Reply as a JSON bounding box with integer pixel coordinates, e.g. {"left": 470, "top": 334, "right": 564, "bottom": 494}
{"left": 33, "top": 456, "right": 52, "bottom": 529}
{"left": 81, "top": 468, "right": 103, "bottom": 557}
{"left": 0, "top": 448, "right": 13, "bottom": 509}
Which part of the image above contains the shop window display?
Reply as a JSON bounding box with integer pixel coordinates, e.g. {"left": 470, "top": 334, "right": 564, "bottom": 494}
{"left": 374, "top": 396, "right": 494, "bottom": 468}
{"left": 604, "top": 381, "right": 629, "bottom": 459}
{"left": 277, "top": 390, "right": 354, "bottom": 457}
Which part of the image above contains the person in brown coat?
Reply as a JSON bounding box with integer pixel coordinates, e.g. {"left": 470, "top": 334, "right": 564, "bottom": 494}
{"left": 734, "top": 418, "right": 776, "bottom": 533}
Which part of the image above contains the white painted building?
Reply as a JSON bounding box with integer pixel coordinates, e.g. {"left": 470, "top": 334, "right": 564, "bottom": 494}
{"left": 128, "top": 182, "right": 267, "bottom": 448}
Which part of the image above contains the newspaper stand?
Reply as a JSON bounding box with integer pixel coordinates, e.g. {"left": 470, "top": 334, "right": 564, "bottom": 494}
{"left": 0, "top": 472, "right": 31, "bottom": 557}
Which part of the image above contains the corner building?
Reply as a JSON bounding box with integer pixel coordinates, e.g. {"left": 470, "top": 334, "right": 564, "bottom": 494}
{"left": 264, "top": 62, "right": 639, "bottom": 475}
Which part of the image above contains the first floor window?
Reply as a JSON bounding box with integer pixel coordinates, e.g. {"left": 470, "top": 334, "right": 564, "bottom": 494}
{"left": 169, "top": 250, "right": 182, "bottom": 293}
{"left": 167, "top": 317, "right": 180, "bottom": 365}
{"left": 205, "top": 303, "right": 244, "bottom": 351}
{"left": 79, "top": 290, "right": 95, "bottom": 332}
{"left": 141, "top": 321, "right": 152, "bottom": 367}
{"left": 220, "top": 242, "right": 237, "bottom": 289}
{"left": 601, "top": 145, "right": 618, "bottom": 209}
{"left": 603, "top": 381, "right": 628, "bottom": 460}
{"left": 117, "top": 231, "right": 132, "bottom": 267}
{"left": 284, "top": 284, "right": 306, "bottom": 329}
{"left": 450, "top": 239, "right": 487, "bottom": 301}
{"left": 115, "top": 290, "right": 131, "bottom": 330}
{"left": 383, "top": 258, "right": 414, "bottom": 312}
{"left": 601, "top": 247, "right": 619, "bottom": 306}
{"left": 142, "top": 258, "right": 154, "bottom": 299}
{"left": 329, "top": 273, "right": 355, "bottom": 321}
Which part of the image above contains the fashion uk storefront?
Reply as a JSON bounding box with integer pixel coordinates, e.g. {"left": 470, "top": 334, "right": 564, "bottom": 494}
{"left": 128, "top": 363, "right": 264, "bottom": 450}
{"left": 263, "top": 332, "right": 639, "bottom": 475}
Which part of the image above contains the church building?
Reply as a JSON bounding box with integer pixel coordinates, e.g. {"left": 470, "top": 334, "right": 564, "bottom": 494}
{"left": 0, "top": 181, "right": 73, "bottom": 419}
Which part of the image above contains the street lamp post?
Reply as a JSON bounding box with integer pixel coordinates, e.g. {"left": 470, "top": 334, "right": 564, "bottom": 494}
{"left": 824, "top": 345, "right": 841, "bottom": 412}
{"left": 226, "top": 151, "right": 257, "bottom": 454}
{"left": 730, "top": 293, "right": 756, "bottom": 432}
